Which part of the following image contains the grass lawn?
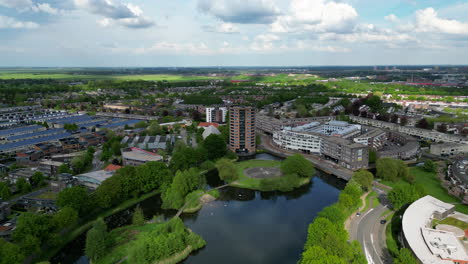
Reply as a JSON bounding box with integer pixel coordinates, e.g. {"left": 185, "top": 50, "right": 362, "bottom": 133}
{"left": 229, "top": 159, "right": 310, "bottom": 191}
{"left": 380, "top": 167, "right": 468, "bottom": 214}
{"left": 34, "top": 192, "right": 58, "bottom": 200}
{"left": 230, "top": 160, "right": 280, "bottom": 189}
{"left": 434, "top": 217, "right": 468, "bottom": 230}
{"left": 362, "top": 191, "right": 378, "bottom": 212}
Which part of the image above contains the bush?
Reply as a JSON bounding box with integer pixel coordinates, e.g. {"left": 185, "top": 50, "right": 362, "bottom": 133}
{"left": 259, "top": 173, "right": 303, "bottom": 192}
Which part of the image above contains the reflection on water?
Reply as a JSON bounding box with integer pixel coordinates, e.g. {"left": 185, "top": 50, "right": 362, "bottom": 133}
{"left": 52, "top": 153, "right": 345, "bottom": 264}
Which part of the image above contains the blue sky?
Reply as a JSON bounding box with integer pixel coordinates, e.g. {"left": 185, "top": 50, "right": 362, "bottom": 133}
{"left": 1, "top": 0, "right": 468, "bottom": 66}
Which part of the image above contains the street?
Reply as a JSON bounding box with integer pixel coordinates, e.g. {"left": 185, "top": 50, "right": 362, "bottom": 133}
{"left": 349, "top": 189, "right": 392, "bottom": 264}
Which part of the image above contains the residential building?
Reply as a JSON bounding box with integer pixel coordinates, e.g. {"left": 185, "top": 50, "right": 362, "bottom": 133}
{"left": 320, "top": 136, "right": 368, "bottom": 170}
{"left": 353, "top": 127, "right": 386, "bottom": 150}
{"left": 273, "top": 121, "right": 369, "bottom": 170}
{"left": 0, "top": 201, "right": 10, "bottom": 222}
{"left": 120, "top": 135, "right": 175, "bottom": 151}
{"left": 350, "top": 115, "right": 468, "bottom": 144}
{"left": 229, "top": 106, "right": 256, "bottom": 156}
{"left": 121, "top": 147, "right": 163, "bottom": 166}
{"left": 8, "top": 168, "right": 37, "bottom": 184}
{"left": 256, "top": 114, "right": 335, "bottom": 135}
{"left": 431, "top": 143, "right": 468, "bottom": 157}
{"left": 49, "top": 173, "right": 76, "bottom": 192}
{"left": 206, "top": 107, "right": 227, "bottom": 123}
{"left": 378, "top": 131, "right": 420, "bottom": 160}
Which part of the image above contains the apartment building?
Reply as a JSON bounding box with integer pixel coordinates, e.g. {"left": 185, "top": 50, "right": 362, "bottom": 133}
{"left": 229, "top": 106, "right": 256, "bottom": 156}
{"left": 206, "top": 107, "right": 227, "bottom": 124}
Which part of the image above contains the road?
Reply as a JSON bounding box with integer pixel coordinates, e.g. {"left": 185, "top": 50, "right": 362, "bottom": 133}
{"left": 349, "top": 189, "right": 392, "bottom": 264}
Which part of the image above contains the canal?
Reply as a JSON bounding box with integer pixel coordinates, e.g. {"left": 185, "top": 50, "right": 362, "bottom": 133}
{"left": 52, "top": 153, "right": 346, "bottom": 264}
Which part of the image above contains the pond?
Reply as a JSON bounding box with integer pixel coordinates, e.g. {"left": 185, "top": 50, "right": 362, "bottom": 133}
{"left": 52, "top": 153, "right": 346, "bottom": 264}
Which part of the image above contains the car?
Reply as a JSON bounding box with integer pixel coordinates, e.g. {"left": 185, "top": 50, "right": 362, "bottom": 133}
{"left": 380, "top": 220, "right": 387, "bottom": 224}
{"left": 356, "top": 212, "right": 361, "bottom": 217}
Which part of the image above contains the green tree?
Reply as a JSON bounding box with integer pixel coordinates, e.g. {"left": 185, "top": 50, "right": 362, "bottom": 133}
{"left": 53, "top": 207, "right": 78, "bottom": 229}
{"left": 317, "top": 205, "right": 346, "bottom": 225}
{"left": 134, "top": 121, "right": 148, "bottom": 129}
{"left": 215, "top": 158, "right": 238, "bottom": 181}
{"left": 56, "top": 186, "right": 90, "bottom": 215}
{"left": 31, "top": 171, "right": 45, "bottom": 187}
{"left": 13, "top": 213, "right": 52, "bottom": 254}
{"left": 301, "top": 245, "right": 346, "bottom": 264}
{"left": 352, "top": 170, "right": 374, "bottom": 191}
{"left": 0, "top": 182, "right": 11, "bottom": 200}
{"left": 203, "top": 134, "right": 227, "bottom": 160}
{"left": 15, "top": 178, "right": 32, "bottom": 194}
{"left": 422, "top": 160, "right": 437, "bottom": 173}
{"left": 394, "top": 248, "right": 418, "bottom": 264}
{"left": 132, "top": 206, "right": 145, "bottom": 225}
{"left": 63, "top": 123, "right": 79, "bottom": 131}
{"left": 281, "top": 154, "right": 315, "bottom": 178}
{"left": 0, "top": 238, "right": 24, "bottom": 264}
{"left": 57, "top": 163, "right": 72, "bottom": 174}
{"left": 388, "top": 185, "right": 424, "bottom": 210}
{"left": 85, "top": 218, "right": 111, "bottom": 262}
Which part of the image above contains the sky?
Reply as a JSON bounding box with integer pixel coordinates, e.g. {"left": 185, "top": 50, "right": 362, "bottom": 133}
{"left": 1, "top": 0, "right": 468, "bottom": 67}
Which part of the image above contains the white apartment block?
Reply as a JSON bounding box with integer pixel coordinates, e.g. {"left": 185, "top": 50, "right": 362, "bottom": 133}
{"left": 206, "top": 107, "right": 227, "bottom": 123}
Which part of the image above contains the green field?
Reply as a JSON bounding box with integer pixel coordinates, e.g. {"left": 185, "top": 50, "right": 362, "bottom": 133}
{"left": 381, "top": 167, "right": 468, "bottom": 214}
{"left": 0, "top": 72, "right": 217, "bottom": 81}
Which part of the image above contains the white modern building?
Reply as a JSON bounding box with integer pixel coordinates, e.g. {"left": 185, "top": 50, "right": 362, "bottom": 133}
{"left": 402, "top": 196, "right": 468, "bottom": 264}
{"left": 206, "top": 107, "right": 227, "bottom": 123}
{"left": 273, "top": 130, "right": 322, "bottom": 153}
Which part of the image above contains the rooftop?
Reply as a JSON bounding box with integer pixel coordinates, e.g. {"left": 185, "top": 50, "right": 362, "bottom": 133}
{"left": 121, "top": 147, "right": 162, "bottom": 162}
{"left": 402, "top": 195, "right": 467, "bottom": 264}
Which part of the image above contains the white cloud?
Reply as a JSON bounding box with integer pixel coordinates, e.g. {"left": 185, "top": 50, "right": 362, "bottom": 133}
{"left": 0, "top": 15, "right": 39, "bottom": 29}
{"left": 217, "top": 23, "right": 240, "bottom": 33}
{"left": 32, "top": 3, "right": 60, "bottom": 15}
{"left": 197, "top": 0, "right": 280, "bottom": 24}
{"left": 413, "top": 8, "right": 468, "bottom": 35}
{"left": 74, "top": 0, "right": 154, "bottom": 28}
{"left": 384, "top": 14, "right": 399, "bottom": 23}
{"left": 0, "top": 0, "right": 62, "bottom": 14}
{"left": 271, "top": 0, "right": 358, "bottom": 33}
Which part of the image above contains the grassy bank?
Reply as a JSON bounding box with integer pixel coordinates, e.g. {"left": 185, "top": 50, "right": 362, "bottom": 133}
{"left": 228, "top": 159, "right": 310, "bottom": 191}
{"left": 43, "top": 189, "right": 162, "bottom": 260}
{"left": 96, "top": 218, "right": 205, "bottom": 264}
{"left": 381, "top": 167, "right": 468, "bottom": 214}
{"left": 182, "top": 189, "right": 220, "bottom": 213}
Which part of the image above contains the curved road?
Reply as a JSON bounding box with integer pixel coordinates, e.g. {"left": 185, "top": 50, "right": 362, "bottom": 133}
{"left": 349, "top": 189, "right": 392, "bottom": 264}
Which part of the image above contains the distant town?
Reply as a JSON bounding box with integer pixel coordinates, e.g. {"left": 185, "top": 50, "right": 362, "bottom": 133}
{"left": 0, "top": 66, "right": 467, "bottom": 264}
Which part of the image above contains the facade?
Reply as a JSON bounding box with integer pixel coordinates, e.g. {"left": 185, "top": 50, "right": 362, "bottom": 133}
{"left": 402, "top": 196, "right": 467, "bottom": 264}
{"left": 431, "top": 143, "right": 468, "bottom": 157}
{"left": 353, "top": 127, "right": 386, "bottom": 150}
{"left": 350, "top": 115, "right": 468, "bottom": 144}
{"left": 273, "top": 130, "right": 322, "bottom": 154}
{"left": 206, "top": 107, "right": 227, "bottom": 123}
{"left": 320, "top": 136, "right": 368, "bottom": 170}
{"left": 256, "top": 114, "right": 335, "bottom": 135}
{"left": 378, "top": 131, "right": 420, "bottom": 160}
{"left": 273, "top": 121, "right": 369, "bottom": 170}
{"left": 120, "top": 135, "right": 175, "bottom": 151}
{"left": 446, "top": 158, "right": 468, "bottom": 204}
{"left": 229, "top": 106, "right": 256, "bottom": 156}
{"left": 121, "top": 147, "right": 163, "bottom": 166}
{"left": 49, "top": 173, "right": 76, "bottom": 192}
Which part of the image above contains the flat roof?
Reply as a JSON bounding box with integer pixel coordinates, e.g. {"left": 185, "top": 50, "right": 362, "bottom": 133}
{"left": 402, "top": 195, "right": 466, "bottom": 264}
{"left": 122, "top": 147, "right": 162, "bottom": 162}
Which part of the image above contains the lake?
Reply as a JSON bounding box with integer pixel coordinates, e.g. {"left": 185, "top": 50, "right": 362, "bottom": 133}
{"left": 52, "top": 153, "right": 345, "bottom": 264}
